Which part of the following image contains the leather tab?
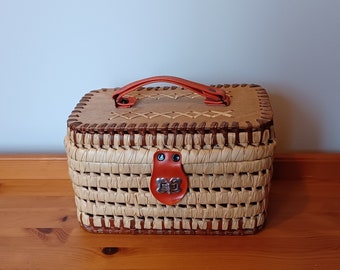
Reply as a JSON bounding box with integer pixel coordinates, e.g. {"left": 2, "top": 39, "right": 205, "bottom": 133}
{"left": 114, "top": 96, "right": 136, "bottom": 108}
{"left": 150, "top": 150, "right": 188, "bottom": 205}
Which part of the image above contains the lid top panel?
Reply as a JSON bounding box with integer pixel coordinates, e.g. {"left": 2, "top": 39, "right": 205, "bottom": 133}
{"left": 68, "top": 84, "right": 273, "bottom": 131}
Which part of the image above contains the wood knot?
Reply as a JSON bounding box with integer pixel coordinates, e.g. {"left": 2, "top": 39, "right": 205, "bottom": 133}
{"left": 102, "top": 247, "right": 119, "bottom": 255}
{"left": 37, "top": 228, "right": 53, "bottom": 234}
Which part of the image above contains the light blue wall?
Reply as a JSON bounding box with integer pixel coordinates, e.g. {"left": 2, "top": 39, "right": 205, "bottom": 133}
{"left": 1, "top": 0, "right": 339, "bottom": 153}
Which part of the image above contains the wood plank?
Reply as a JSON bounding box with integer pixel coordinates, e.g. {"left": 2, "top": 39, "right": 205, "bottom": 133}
{"left": 0, "top": 179, "right": 73, "bottom": 196}
{"left": 0, "top": 154, "right": 69, "bottom": 180}
{"left": 1, "top": 232, "right": 339, "bottom": 270}
{"left": 273, "top": 152, "right": 340, "bottom": 180}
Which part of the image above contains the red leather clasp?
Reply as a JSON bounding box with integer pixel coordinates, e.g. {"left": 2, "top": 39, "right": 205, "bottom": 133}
{"left": 150, "top": 150, "right": 188, "bottom": 205}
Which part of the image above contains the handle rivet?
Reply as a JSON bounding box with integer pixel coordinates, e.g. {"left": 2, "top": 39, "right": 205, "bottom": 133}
{"left": 172, "top": 154, "right": 180, "bottom": 162}
{"left": 157, "top": 153, "right": 165, "bottom": 161}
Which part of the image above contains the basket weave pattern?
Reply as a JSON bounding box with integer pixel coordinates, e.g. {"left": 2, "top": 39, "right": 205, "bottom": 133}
{"left": 65, "top": 83, "right": 276, "bottom": 235}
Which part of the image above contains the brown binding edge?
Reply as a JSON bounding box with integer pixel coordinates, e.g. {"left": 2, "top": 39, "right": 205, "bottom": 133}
{"left": 67, "top": 84, "right": 275, "bottom": 148}
{"left": 79, "top": 213, "right": 265, "bottom": 235}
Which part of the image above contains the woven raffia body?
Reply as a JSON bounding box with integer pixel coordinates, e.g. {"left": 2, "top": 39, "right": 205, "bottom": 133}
{"left": 65, "top": 78, "right": 276, "bottom": 235}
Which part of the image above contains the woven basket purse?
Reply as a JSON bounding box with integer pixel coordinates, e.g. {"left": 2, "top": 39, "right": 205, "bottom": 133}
{"left": 65, "top": 76, "right": 276, "bottom": 235}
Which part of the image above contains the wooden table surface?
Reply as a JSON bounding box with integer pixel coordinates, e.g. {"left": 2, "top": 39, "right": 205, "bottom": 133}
{"left": 0, "top": 153, "right": 340, "bottom": 269}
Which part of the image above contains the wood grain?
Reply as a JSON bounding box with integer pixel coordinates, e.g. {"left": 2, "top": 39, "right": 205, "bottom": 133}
{"left": 0, "top": 153, "right": 340, "bottom": 269}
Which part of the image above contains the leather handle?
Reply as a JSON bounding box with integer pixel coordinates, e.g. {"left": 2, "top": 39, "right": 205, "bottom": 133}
{"left": 112, "top": 76, "right": 231, "bottom": 108}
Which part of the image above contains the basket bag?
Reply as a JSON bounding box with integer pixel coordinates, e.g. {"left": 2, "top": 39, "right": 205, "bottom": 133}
{"left": 65, "top": 76, "right": 276, "bottom": 235}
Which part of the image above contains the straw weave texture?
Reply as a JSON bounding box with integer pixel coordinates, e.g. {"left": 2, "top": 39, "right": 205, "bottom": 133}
{"left": 65, "top": 134, "right": 275, "bottom": 234}
{"left": 65, "top": 82, "right": 276, "bottom": 234}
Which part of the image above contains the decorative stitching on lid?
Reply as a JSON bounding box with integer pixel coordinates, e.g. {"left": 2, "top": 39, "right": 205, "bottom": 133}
{"left": 108, "top": 110, "right": 233, "bottom": 120}
{"left": 132, "top": 90, "right": 201, "bottom": 100}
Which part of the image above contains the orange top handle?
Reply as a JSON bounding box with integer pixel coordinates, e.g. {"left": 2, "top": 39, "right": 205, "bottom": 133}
{"left": 112, "top": 76, "right": 231, "bottom": 108}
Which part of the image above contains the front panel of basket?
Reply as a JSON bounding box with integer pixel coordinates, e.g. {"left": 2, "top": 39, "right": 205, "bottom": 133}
{"left": 150, "top": 150, "right": 188, "bottom": 205}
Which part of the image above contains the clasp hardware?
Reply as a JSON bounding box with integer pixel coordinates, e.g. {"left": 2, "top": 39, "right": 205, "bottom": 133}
{"left": 156, "top": 177, "right": 182, "bottom": 194}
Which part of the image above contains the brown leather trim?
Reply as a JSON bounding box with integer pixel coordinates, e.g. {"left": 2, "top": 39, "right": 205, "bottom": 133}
{"left": 127, "top": 123, "right": 137, "bottom": 146}
{"left": 220, "top": 121, "right": 229, "bottom": 147}
{"left": 255, "top": 86, "right": 274, "bottom": 121}
{"left": 149, "top": 123, "right": 158, "bottom": 146}
{"left": 198, "top": 122, "right": 206, "bottom": 148}
{"left": 138, "top": 123, "right": 147, "bottom": 147}
{"left": 210, "top": 122, "right": 218, "bottom": 146}
{"left": 231, "top": 121, "right": 240, "bottom": 146}
{"left": 246, "top": 121, "right": 253, "bottom": 145}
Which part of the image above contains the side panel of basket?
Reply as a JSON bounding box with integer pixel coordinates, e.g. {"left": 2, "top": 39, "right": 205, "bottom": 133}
{"left": 65, "top": 136, "right": 275, "bottom": 235}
